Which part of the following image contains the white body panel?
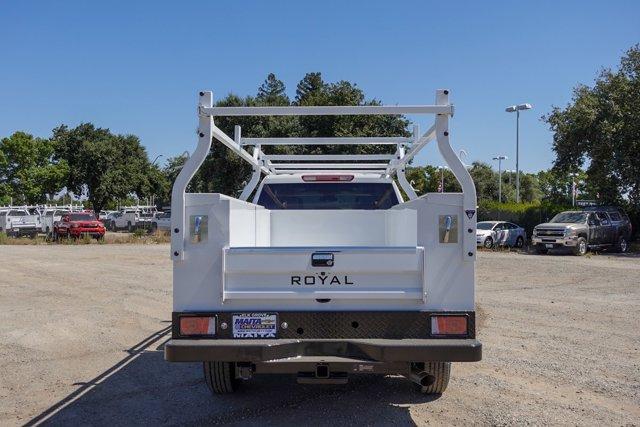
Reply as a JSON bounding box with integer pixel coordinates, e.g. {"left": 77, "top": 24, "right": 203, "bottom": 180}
{"left": 41, "top": 209, "right": 69, "bottom": 233}
{"left": 173, "top": 192, "right": 473, "bottom": 312}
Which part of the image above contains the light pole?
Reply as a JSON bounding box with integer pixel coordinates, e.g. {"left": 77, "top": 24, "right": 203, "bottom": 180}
{"left": 492, "top": 156, "right": 508, "bottom": 203}
{"left": 437, "top": 166, "right": 447, "bottom": 193}
{"left": 152, "top": 154, "right": 164, "bottom": 166}
{"left": 505, "top": 103, "right": 532, "bottom": 203}
{"left": 569, "top": 173, "right": 578, "bottom": 207}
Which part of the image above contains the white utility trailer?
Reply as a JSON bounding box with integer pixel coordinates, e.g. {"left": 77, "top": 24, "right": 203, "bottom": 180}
{"left": 165, "top": 90, "right": 481, "bottom": 395}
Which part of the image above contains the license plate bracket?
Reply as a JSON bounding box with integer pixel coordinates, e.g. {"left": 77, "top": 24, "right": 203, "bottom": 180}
{"left": 232, "top": 313, "right": 277, "bottom": 338}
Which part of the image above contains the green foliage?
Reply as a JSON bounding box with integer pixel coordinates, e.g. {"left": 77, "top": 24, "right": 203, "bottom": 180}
{"left": 182, "top": 72, "right": 410, "bottom": 197}
{"left": 132, "top": 228, "right": 147, "bottom": 238}
{"left": 544, "top": 44, "right": 640, "bottom": 207}
{"left": 406, "top": 162, "right": 541, "bottom": 204}
{"left": 51, "top": 123, "right": 169, "bottom": 213}
{"left": 0, "top": 131, "right": 68, "bottom": 204}
{"left": 478, "top": 200, "right": 573, "bottom": 235}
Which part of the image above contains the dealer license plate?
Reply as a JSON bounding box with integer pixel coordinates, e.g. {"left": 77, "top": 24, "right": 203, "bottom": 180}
{"left": 545, "top": 244, "right": 554, "bottom": 249}
{"left": 232, "top": 313, "right": 277, "bottom": 338}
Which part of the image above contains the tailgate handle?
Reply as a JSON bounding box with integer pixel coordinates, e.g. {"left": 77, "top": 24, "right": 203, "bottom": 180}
{"left": 443, "top": 215, "right": 452, "bottom": 243}
{"left": 311, "top": 252, "right": 334, "bottom": 267}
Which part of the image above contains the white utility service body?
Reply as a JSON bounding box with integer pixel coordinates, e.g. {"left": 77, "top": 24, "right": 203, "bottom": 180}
{"left": 0, "top": 207, "right": 39, "bottom": 237}
{"left": 110, "top": 206, "right": 157, "bottom": 231}
{"left": 165, "top": 90, "right": 481, "bottom": 395}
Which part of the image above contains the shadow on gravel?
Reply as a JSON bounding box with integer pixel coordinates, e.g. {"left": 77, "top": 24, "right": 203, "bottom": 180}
{"left": 27, "top": 326, "right": 438, "bottom": 426}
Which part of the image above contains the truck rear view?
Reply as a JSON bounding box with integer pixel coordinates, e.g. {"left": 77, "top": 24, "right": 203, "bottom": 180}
{"left": 165, "top": 90, "right": 481, "bottom": 395}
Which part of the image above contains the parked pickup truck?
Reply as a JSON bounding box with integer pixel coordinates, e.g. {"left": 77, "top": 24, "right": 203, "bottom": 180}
{"left": 54, "top": 212, "right": 105, "bottom": 240}
{"left": 151, "top": 211, "right": 171, "bottom": 232}
{"left": 532, "top": 207, "right": 631, "bottom": 255}
{"left": 109, "top": 206, "right": 157, "bottom": 232}
{"left": 0, "top": 208, "right": 39, "bottom": 238}
{"left": 164, "top": 90, "right": 481, "bottom": 397}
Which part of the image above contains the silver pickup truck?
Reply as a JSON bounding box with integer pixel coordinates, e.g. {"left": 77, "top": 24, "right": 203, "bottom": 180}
{"left": 532, "top": 207, "right": 632, "bottom": 255}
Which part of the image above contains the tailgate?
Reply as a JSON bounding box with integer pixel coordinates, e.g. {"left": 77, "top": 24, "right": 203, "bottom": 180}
{"left": 223, "top": 246, "right": 425, "bottom": 301}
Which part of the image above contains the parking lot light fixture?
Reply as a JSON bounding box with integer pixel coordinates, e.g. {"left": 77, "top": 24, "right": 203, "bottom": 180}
{"left": 492, "top": 156, "right": 508, "bottom": 203}
{"left": 505, "top": 103, "right": 533, "bottom": 203}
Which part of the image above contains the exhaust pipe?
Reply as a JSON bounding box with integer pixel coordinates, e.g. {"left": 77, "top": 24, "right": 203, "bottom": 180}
{"left": 409, "top": 369, "right": 435, "bottom": 388}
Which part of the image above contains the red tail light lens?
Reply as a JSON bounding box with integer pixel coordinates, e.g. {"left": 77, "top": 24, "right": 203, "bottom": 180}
{"left": 302, "top": 175, "right": 354, "bottom": 182}
{"left": 179, "top": 316, "right": 216, "bottom": 336}
{"left": 431, "top": 315, "right": 468, "bottom": 336}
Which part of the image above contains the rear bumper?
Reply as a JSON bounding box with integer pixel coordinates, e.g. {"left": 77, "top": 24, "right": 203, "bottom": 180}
{"left": 164, "top": 338, "right": 482, "bottom": 362}
{"left": 6, "top": 226, "right": 37, "bottom": 235}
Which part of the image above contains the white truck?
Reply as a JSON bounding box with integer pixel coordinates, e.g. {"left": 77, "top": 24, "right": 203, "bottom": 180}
{"left": 151, "top": 211, "right": 171, "bottom": 232}
{"left": 165, "top": 90, "right": 481, "bottom": 396}
{"left": 0, "top": 207, "right": 39, "bottom": 237}
{"left": 109, "top": 206, "right": 157, "bottom": 231}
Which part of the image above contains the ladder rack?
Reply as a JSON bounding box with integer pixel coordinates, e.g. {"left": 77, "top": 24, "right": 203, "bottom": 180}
{"left": 171, "top": 89, "right": 477, "bottom": 263}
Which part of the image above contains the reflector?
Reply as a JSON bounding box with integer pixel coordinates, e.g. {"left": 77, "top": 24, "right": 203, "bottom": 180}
{"left": 431, "top": 315, "right": 467, "bottom": 336}
{"left": 180, "top": 316, "right": 216, "bottom": 336}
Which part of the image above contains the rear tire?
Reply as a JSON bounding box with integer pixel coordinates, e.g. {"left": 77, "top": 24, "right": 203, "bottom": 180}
{"left": 203, "top": 361, "right": 239, "bottom": 395}
{"left": 615, "top": 236, "right": 628, "bottom": 253}
{"left": 418, "top": 362, "right": 451, "bottom": 394}
{"left": 573, "top": 237, "right": 587, "bottom": 256}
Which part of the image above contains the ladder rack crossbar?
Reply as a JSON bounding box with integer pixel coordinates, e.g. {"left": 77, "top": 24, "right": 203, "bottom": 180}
{"left": 264, "top": 154, "right": 395, "bottom": 161}
{"left": 270, "top": 163, "right": 390, "bottom": 169}
{"left": 202, "top": 105, "right": 453, "bottom": 117}
{"left": 241, "top": 137, "right": 410, "bottom": 146}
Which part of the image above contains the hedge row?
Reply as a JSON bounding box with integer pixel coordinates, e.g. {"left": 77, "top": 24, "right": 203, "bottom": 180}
{"left": 477, "top": 201, "right": 573, "bottom": 237}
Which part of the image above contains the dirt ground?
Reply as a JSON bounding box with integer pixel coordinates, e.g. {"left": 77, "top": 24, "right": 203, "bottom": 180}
{"left": 0, "top": 245, "right": 638, "bottom": 426}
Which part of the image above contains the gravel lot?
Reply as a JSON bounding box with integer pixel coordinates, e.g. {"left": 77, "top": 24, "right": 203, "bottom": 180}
{"left": 0, "top": 245, "right": 638, "bottom": 426}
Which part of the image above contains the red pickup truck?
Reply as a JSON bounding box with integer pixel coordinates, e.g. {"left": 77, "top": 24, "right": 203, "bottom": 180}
{"left": 54, "top": 212, "right": 106, "bottom": 240}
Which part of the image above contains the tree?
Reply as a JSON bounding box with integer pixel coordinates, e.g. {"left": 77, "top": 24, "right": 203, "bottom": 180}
{"left": 518, "top": 173, "right": 541, "bottom": 203}
{"left": 544, "top": 44, "right": 640, "bottom": 206}
{"left": 257, "top": 73, "right": 289, "bottom": 106}
{"left": 295, "top": 72, "right": 326, "bottom": 105}
{"left": 52, "top": 123, "right": 167, "bottom": 213}
{"left": 0, "top": 131, "right": 68, "bottom": 204}
{"left": 172, "top": 73, "right": 411, "bottom": 197}
{"left": 468, "top": 162, "right": 498, "bottom": 201}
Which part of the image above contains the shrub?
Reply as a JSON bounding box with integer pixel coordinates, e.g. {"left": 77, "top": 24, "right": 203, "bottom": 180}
{"left": 132, "top": 228, "right": 147, "bottom": 238}
{"left": 478, "top": 200, "right": 572, "bottom": 236}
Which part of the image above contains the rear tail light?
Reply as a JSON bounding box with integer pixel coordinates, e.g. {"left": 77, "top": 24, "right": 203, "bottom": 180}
{"left": 430, "top": 315, "right": 468, "bottom": 336}
{"left": 179, "top": 316, "right": 216, "bottom": 336}
{"left": 302, "top": 174, "right": 354, "bottom": 182}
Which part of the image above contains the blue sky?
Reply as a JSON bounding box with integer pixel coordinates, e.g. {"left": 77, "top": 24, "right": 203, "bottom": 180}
{"left": 1, "top": 1, "right": 638, "bottom": 172}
